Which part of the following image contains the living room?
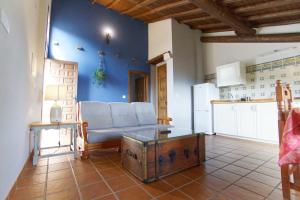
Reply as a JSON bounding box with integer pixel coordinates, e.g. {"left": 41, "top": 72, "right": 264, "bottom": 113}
{"left": 1, "top": 0, "right": 300, "bottom": 199}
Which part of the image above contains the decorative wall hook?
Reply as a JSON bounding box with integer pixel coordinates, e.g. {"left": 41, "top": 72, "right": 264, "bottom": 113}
{"left": 98, "top": 50, "right": 105, "bottom": 56}
{"left": 115, "top": 52, "right": 121, "bottom": 59}
{"left": 76, "top": 45, "right": 85, "bottom": 51}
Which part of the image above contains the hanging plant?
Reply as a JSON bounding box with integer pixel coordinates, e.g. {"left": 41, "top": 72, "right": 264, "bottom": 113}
{"left": 93, "top": 68, "right": 106, "bottom": 85}
{"left": 93, "top": 51, "right": 106, "bottom": 86}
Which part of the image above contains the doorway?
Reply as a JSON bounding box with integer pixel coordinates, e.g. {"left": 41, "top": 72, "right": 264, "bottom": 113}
{"left": 156, "top": 64, "right": 167, "bottom": 119}
{"left": 128, "top": 70, "right": 149, "bottom": 102}
{"left": 41, "top": 59, "right": 78, "bottom": 148}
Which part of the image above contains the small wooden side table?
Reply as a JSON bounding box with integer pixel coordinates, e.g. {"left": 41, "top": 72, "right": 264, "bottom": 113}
{"left": 29, "top": 122, "right": 80, "bottom": 165}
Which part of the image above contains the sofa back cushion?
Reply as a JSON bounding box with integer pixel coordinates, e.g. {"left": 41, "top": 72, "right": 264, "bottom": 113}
{"left": 132, "top": 102, "right": 157, "bottom": 125}
{"left": 79, "top": 101, "right": 113, "bottom": 130}
{"left": 110, "top": 103, "right": 139, "bottom": 127}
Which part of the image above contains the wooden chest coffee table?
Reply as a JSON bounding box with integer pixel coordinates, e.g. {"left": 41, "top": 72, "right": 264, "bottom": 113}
{"left": 121, "top": 128, "right": 205, "bottom": 183}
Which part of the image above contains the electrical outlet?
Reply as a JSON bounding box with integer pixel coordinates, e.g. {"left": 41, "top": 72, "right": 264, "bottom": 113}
{"left": 0, "top": 8, "right": 10, "bottom": 34}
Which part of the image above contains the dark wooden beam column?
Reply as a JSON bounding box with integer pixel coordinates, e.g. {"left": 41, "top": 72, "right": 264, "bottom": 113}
{"left": 201, "top": 33, "right": 300, "bottom": 43}
{"left": 188, "top": 0, "right": 256, "bottom": 36}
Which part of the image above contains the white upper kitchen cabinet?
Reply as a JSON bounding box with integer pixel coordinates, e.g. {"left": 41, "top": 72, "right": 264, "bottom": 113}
{"left": 256, "top": 102, "right": 279, "bottom": 143}
{"left": 213, "top": 104, "right": 236, "bottom": 136}
{"left": 293, "top": 102, "right": 300, "bottom": 108}
{"left": 216, "top": 62, "right": 246, "bottom": 87}
{"left": 236, "top": 103, "right": 257, "bottom": 139}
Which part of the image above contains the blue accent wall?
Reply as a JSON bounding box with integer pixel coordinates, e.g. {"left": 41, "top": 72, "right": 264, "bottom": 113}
{"left": 48, "top": 0, "right": 149, "bottom": 102}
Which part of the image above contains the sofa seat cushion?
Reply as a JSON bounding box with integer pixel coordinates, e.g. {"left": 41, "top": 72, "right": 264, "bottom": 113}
{"left": 122, "top": 124, "right": 174, "bottom": 132}
{"left": 142, "top": 124, "right": 174, "bottom": 130}
{"left": 110, "top": 103, "right": 139, "bottom": 128}
{"left": 132, "top": 102, "right": 157, "bottom": 125}
{"left": 80, "top": 102, "right": 113, "bottom": 130}
{"left": 87, "top": 128, "right": 122, "bottom": 143}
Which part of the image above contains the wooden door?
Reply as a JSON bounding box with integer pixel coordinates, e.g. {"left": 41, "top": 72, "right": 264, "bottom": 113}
{"left": 135, "top": 77, "right": 146, "bottom": 102}
{"left": 42, "top": 59, "right": 78, "bottom": 122}
{"left": 157, "top": 65, "right": 167, "bottom": 119}
{"left": 128, "top": 70, "right": 149, "bottom": 102}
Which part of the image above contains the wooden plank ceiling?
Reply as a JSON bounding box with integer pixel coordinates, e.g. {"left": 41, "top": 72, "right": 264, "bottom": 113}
{"left": 92, "top": 0, "right": 300, "bottom": 36}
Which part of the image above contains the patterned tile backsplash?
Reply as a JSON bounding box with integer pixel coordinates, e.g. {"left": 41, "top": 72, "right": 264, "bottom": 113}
{"left": 205, "top": 55, "right": 300, "bottom": 99}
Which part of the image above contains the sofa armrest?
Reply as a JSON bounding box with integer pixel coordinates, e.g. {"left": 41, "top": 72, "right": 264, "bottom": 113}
{"left": 157, "top": 117, "right": 172, "bottom": 125}
{"left": 78, "top": 121, "right": 88, "bottom": 141}
{"left": 78, "top": 121, "right": 89, "bottom": 159}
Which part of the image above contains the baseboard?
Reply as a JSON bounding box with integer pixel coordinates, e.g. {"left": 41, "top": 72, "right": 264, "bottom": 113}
{"left": 5, "top": 151, "right": 33, "bottom": 200}
{"left": 215, "top": 133, "right": 279, "bottom": 146}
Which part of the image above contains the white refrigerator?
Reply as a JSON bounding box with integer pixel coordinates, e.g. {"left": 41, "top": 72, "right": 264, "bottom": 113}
{"left": 193, "top": 83, "right": 219, "bottom": 135}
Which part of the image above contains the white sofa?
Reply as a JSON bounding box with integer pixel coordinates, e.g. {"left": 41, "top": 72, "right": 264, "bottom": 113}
{"left": 78, "top": 101, "right": 172, "bottom": 158}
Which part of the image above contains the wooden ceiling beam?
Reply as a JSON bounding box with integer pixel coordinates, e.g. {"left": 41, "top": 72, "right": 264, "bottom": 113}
{"left": 202, "top": 27, "right": 233, "bottom": 33}
{"left": 134, "top": 0, "right": 190, "bottom": 18}
{"left": 147, "top": 8, "right": 202, "bottom": 23}
{"left": 122, "top": 0, "right": 159, "bottom": 14}
{"left": 180, "top": 16, "right": 213, "bottom": 23}
{"left": 234, "top": 0, "right": 300, "bottom": 14}
{"left": 188, "top": 0, "right": 256, "bottom": 36}
{"left": 252, "top": 18, "right": 300, "bottom": 28}
{"left": 194, "top": 22, "right": 227, "bottom": 30}
{"left": 201, "top": 33, "right": 300, "bottom": 43}
{"left": 106, "top": 0, "right": 122, "bottom": 8}
{"left": 247, "top": 9, "right": 300, "bottom": 21}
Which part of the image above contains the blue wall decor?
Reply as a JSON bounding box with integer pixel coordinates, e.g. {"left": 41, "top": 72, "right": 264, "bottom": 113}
{"left": 48, "top": 0, "right": 149, "bottom": 102}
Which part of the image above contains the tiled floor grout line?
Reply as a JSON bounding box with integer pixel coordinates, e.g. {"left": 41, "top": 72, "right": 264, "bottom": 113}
{"left": 214, "top": 152, "right": 277, "bottom": 199}
{"left": 203, "top": 152, "right": 252, "bottom": 200}
{"left": 204, "top": 146, "right": 278, "bottom": 200}
{"left": 154, "top": 145, "right": 252, "bottom": 199}
{"left": 89, "top": 158, "right": 121, "bottom": 200}
{"left": 156, "top": 177, "right": 194, "bottom": 200}
{"left": 106, "top": 155, "right": 157, "bottom": 199}
{"left": 43, "top": 158, "right": 49, "bottom": 200}
{"left": 215, "top": 145, "right": 281, "bottom": 199}
{"left": 265, "top": 182, "right": 282, "bottom": 200}
{"left": 14, "top": 137, "right": 287, "bottom": 200}
{"left": 93, "top": 193, "right": 117, "bottom": 200}
{"left": 68, "top": 156, "right": 84, "bottom": 200}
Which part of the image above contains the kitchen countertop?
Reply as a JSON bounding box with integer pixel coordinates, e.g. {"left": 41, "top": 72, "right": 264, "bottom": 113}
{"left": 211, "top": 98, "right": 300, "bottom": 104}
{"left": 211, "top": 99, "right": 275, "bottom": 104}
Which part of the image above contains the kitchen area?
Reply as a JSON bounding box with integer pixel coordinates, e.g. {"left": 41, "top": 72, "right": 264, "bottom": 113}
{"left": 194, "top": 55, "right": 300, "bottom": 144}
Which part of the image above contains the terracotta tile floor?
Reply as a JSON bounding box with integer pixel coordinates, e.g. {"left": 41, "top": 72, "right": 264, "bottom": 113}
{"left": 9, "top": 135, "right": 300, "bottom": 200}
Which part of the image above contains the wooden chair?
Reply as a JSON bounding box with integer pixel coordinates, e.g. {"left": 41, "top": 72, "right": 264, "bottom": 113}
{"left": 276, "top": 80, "right": 300, "bottom": 199}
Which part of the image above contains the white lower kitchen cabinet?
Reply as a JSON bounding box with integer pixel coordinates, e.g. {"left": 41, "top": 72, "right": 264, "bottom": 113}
{"left": 236, "top": 103, "right": 257, "bottom": 139}
{"left": 256, "top": 103, "right": 279, "bottom": 143}
{"left": 213, "top": 102, "right": 279, "bottom": 143}
{"left": 213, "top": 104, "right": 236, "bottom": 136}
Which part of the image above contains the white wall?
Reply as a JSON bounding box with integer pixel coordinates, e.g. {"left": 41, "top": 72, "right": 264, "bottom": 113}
{"left": 172, "top": 20, "right": 203, "bottom": 129}
{"left": 148, "top": 19, "right": 174, "bottom": 118}
{"left": 203, "top": 24, "right": 300, "bottom": 75}
{"left": 148, "top": 19, "right": 204, "bottom": 130}
{"left": 0, "top": 0, "right": 50, "bottom": 198}
{"left": 148, "top": 19, "right": 173, "bottom": 60}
